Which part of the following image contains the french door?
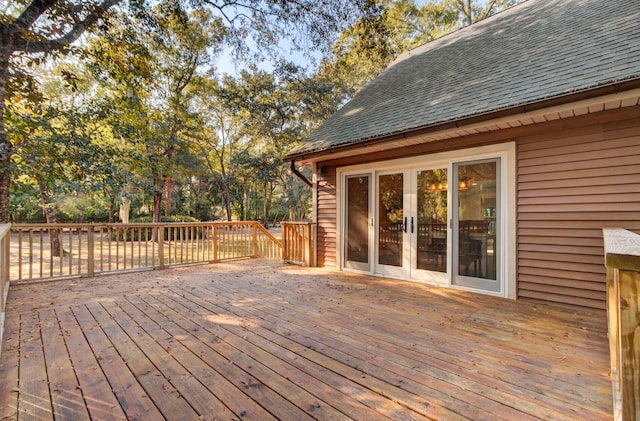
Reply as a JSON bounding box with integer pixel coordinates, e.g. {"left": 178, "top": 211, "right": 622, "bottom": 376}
{"left": 376, "top": 172, "right": 410, "bottom": 278}
{"left": 344, "top": 174, "right": 372, "bottom": 271}
{"left": 343, "top": 156, "right": 502, "bottom": 294}
{"left": 451, "top": 159, "right": 500, "bottom": 292}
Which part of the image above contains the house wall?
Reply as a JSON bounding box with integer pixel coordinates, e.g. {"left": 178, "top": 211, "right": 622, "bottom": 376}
{"left": 516, "top": 106, "right": 640, "bottom": 309}
{"left": 316, "top": 169, "right": 337, "bottom": 267}
{"left": 313, "top": 105, "right": 640, "bottom": 309}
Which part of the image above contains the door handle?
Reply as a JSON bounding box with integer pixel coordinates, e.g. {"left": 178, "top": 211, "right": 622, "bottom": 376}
{"left": 404, "top": 217, "right": 407, "bottom": 233}
{"left": 411, "top": 216, "right": 414, "bottom": 234}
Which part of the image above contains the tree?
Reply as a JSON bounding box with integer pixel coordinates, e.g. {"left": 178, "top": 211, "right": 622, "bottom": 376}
{"left": 451, "top": 0, "right": 522, "bottom": 26}
{"left": 191, "top": 76, "right": 245, "bottom": 221}
{"left": 2, "top": 0, "right": 373, "bottom": 223}
{"left": 1, "top": 0, "right": 124, "bottom": 222}
{"left": 8, "top": 101, "right": 109, "bottom": 253}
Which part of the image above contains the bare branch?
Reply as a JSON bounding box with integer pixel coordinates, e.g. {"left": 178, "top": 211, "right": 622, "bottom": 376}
{"left": 482, "top": 0, "right": 499, "bottom": 19}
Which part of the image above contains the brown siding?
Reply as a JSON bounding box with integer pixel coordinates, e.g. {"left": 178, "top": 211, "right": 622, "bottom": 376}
{"left": 312, "top": 105, "right": 640, "bottom": 309}
{"left": 517, "top": 107, "right": 640, "bottom": 310}
{"left": 316, "top": 167, "right": 337, "bottom": 267}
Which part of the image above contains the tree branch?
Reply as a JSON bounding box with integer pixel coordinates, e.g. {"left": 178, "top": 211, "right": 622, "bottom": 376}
{"left": 12, "top": 0, "right": 122, "bottom": 54}
{"left": 482, "top": 0, "right": 499, "bottom": 19}
{"left": 5, "top": 0, "right": 58, "bottom": 36}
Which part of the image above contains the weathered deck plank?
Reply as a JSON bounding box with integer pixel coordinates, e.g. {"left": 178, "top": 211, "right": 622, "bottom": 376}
{"left": 122, "top": 293, "right": 306, "bottom": 420}
{"left": 0, "top": 260, "right": 612, "bottom": 420}
{"left": 55, "top": 306, "right": 128, "bottom": 421}
{"left": 202, "top": 277, "right": 601, "bottom": 420}
{"left": 0, "top": 314, "right": 20, "bottom": 419}
{"left": 71, "top": 304, "right": 165, "bottom": 420}
{"left": 39, "top": 308, "right": 91, "bottom": 421}
{"left": 114, "top": 296, "right": 280, "bottom": 421}
{"left": 18, "top": 312, "right": 53, "bottom": 420}
{"left": 206, "top": 273, "right": 609, "bottom": 413}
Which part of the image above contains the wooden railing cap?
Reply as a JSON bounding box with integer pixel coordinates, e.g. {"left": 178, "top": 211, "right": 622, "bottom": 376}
{"left": 603, "top": 228, "right": 640, "bottom": 271}
{"left": 0, "top": 223, "right": 10, "bottom": 238}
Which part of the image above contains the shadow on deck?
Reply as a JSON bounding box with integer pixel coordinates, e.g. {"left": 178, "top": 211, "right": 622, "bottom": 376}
{"left": 0, "top": 259, "right": 612, "bottom": 420}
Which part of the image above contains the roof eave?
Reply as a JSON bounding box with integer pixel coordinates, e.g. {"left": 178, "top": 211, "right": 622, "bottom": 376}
{"left": 284, "top": 78, "right": 640, "bottom": 163}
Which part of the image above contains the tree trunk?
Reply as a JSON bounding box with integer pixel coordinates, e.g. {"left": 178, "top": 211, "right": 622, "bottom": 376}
{"left": 108, "top": 193, "right": 115, "bottom": 223}
{"left": 32, "top": 168, "right": 64, "bottom": 257}
{"left": 262, "top": 182, "right": 271, "bottom": 227}
{"left": 287, "top": 186, "right": 296, "bottom": 222}
{"left": 165, "top": 175, "right": 173, "bottom": 217}
{"left": 0, "top": 51, "right": 12, "bottom": 223}
{"left": 223, "top": 182, "right": 232, "bottom": 221}
{"left": 153, "top": 191, "right": 162, "bottom": 223}
{"left": 243, "top": 184, "right": 251, "bottom": 221}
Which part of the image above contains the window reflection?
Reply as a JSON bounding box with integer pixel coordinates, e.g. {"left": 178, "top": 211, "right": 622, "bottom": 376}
{"left": 378, "top": 174, "right": 403, "bottom": 267}
{"left": 346, "top": 176, "right": 369, "bottom": 264}
{"left": 457, "top": 162, "right": 497, "bottom": 280}
{"left": 416, "top": 169, "right": 447, "bottom": 272}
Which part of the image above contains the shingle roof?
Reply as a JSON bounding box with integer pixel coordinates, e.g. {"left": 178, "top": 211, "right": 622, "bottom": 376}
{"left": 285, "top": 0, "right": 640, "bottom": 160}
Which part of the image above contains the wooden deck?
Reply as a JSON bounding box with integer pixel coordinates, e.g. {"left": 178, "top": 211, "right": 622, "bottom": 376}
{"left": 0, "top": 259, "right": 612, "bottom": 420}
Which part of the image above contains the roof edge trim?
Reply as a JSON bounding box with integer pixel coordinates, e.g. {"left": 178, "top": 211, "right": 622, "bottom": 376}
{"left": 284, "top": 79, "right": 640, "bottom": 163}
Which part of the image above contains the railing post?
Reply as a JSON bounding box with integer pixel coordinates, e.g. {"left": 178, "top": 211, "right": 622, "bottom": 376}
{"left": 252, "top": 223, "right": 258, "bottom": 258}
{"left": 212, "top": 224, "right": 218, "bottom": 263}
{"left": 304, "top": 223, "right": 312, "bottom": 267}
{"left": 0, "top": 224, "right": 9, "bottom": 355}
{"left": 3, "top": 227, "right": 9, "bottom": 284}
{"left": 157, "top": 225, "right": 165, "bottom": 270}
{"left": 87, "top": 226, "right": 95, "bottom": 278}
{"left": 282, "top": 223, "right": 288, "bottom": 263}
{"left": 603, "top": 228, "right": 640, "bottom": 421}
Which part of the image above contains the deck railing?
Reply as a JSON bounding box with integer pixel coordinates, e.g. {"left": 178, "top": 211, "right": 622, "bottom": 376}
{"left": 9, "top": 221, "right": 282, "bottom": 283}
{"left": 603, "top": 228, "right": 640, "bottom": 421}
{"left": 0, "top": 223, "right": 10, "bottom": 352}
{"left": 282, "top": 222, "right": 315, "bottom": 267}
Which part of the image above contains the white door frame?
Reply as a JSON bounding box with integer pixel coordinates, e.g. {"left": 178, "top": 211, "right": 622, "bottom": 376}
{"left": 335, "top": 142, "right": 516, "bottom": 298}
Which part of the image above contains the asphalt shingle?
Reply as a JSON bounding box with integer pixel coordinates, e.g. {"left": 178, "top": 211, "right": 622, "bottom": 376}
{"left": 286, "top": 0, "right": 640, "bottom": 159}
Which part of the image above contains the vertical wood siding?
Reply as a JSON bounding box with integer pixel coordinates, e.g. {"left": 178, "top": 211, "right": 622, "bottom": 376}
{"left": 316, "top": 167, "right": 337, "bottom": 267}
{"left": 517, "top": 107, "right": 640, "bottom": 309}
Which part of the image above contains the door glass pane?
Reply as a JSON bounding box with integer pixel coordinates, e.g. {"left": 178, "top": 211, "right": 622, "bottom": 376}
{"left": 416, "top": 169, "right": 447, "bottom": 272}
{"left": 378, "top": 173, "right": 403, "bottom": 267}
{"left": 457, "top": 161, "right": 497, "bottom": 281}
{"left": 345, "top": 175, "right": 369, "bottom": 264}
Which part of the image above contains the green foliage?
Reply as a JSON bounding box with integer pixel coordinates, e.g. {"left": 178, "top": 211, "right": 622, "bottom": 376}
{"left": 115, "top": 215, "right": 202, "bottom": 240}
{"left": 5, "top": 0, "right": 516, "bottom": 226}
{"left": 130, "top": 215, "right": 200, "bottom": 223}
{"left": 8, "top": 181, "right": 42, "bottom": 222}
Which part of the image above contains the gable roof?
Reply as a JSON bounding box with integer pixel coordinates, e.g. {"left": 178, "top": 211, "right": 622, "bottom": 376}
{"left": 285, "top": 0, "right": 640, "bottom": 161}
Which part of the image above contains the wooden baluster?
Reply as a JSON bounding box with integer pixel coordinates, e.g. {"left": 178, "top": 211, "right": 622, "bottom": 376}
{"left": 158, "top": 225, "right": 165, "bottom": 270}
{"left": 87, "top": 226, "right": 95, "bottom": 278}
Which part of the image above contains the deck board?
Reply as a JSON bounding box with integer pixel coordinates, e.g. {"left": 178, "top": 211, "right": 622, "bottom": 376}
{"left": 39, "top": 308, "right": 91, "bottom": 421}
{"left": 0, "top": 259, "right": 612, "bottom": 420}
{"left": 201, "top": 278, "right": 589, "bottom": 420}
{"left": 55, "top": 306, "right": 128, "bottom": 421}
{"left": 18, "top": 312, "right": 53, "bottom": 420}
